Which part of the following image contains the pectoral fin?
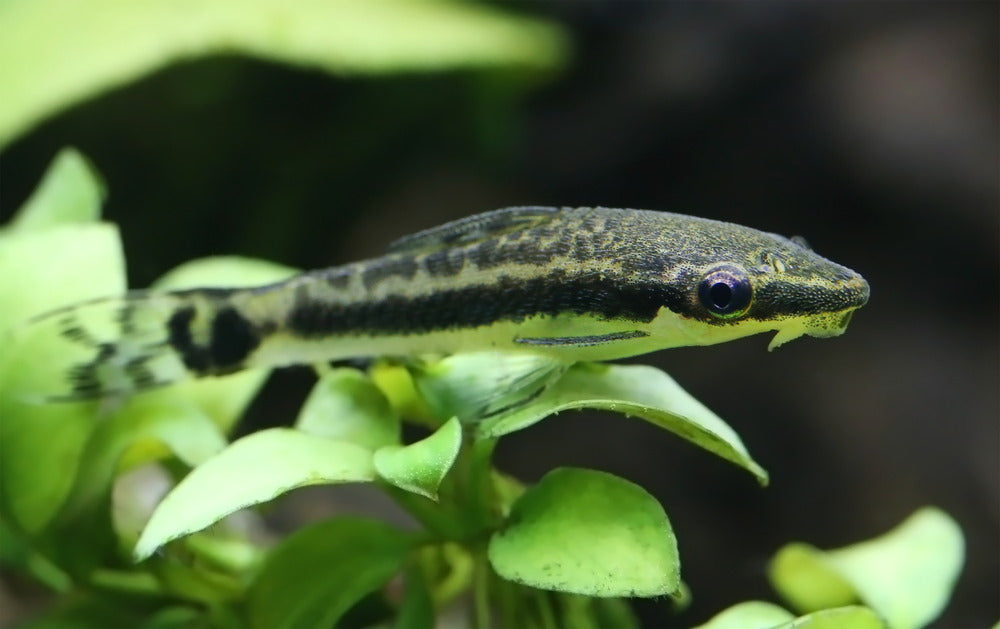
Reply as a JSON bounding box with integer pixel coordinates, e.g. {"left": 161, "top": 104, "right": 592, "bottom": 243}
{"left": 514, "top": 330, "right": 649, "bottom": 347}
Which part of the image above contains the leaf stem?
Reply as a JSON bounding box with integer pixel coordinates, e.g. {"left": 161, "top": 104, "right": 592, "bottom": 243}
{"left": 473, "top": 549, "right": 491, "bottom": 629}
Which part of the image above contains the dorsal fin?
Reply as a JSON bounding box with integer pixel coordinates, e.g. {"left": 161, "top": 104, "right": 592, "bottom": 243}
{"left": 386, "top": 206, "right": 560, "bottom": 255}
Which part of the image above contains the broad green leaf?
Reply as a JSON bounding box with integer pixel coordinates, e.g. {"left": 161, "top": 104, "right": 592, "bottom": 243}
{"left": 769, "top": 508, "right": 964, "bottom": 629}
{"left": 777, "top": 606, "right": 885, "bottom": 629}
{"left": 479, "top": 363, "right": 768, "bottom": 484}
{"left": 695, "top": 601, "right": 795, "bottom": 629}
{"left": 374, "top": 416, "right": 462, "bottom": 500}
{"left": 248, "top": 517, "right": 416, "bottom": 629}
{"left": 0, "top": 224, "right": 125, "bottom": 532}
{"left": 297, "top": 368, "right": 400, "bottom": 450}
{"left": 0, "top": 0, "right": 568, "bottom": 146}
{"left": 410, "top": 352, "right": 567, "bottom": 422}
{"left": 6, "top": 148, "right": 104, "bottom": 231}
{"left": 135, "top": 428, "right": 375, "bottom": 559}
{"left": 152, "top": 256, "right": 298, "bottom": 432}
{"left": 488, "top": 467, "right": 679, "bottom": 598}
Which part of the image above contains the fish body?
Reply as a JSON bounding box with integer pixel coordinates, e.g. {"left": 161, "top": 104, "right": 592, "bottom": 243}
{"left": 22, "top": 207, "right": 869, "bottom": 399}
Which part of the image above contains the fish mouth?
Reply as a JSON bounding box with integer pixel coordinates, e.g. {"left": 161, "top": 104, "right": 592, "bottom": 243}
{"left": 849, "top": 275, "right": 871, "bottom": 310}
{"left": 764, "top": 273, "right": 869, "bottom": 350}
{"left": 813, "top": 275, "right": 869, "bottom": 336}
{"left": 753, "top": 271, "right": 870, "bottom": 321}
{"left": 826, "top": 271, "right": 870, "bottom": 313}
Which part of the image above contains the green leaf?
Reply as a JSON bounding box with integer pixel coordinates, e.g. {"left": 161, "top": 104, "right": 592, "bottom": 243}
{"left": 5, "top": 148, "right": 104, "bottom": 231}
{"left": 135, "top": 428, "right": 375, "bottom": 560}
{"left": 488, "top": 467, "right": 679, "bottom": 598}
{"left": 777, "top": 606, "right": 886, "bottom": 629}
{"left": 0, "top": 224, "right": 125, "bottom": 532}
{"left": 297, "top": 368, "right": 400, "bottom": 450}
{"left": 0, "top": 0, "right": 568, "bottom": 146}
{"left": 374, "top": 417, "right": 462, "bottom": 500}
{"left": 410, "top": 352, "right": 567, "bottom": 422}
{"left": 479, "top": 363, "right": 768, "bottom": 484}
{"left": 248, "top": 517, "right": 415, "bottom": 629}
{"left": 152, "top": 256, "right": 299, "bottom": 432}
{"left": 695, "top": 601, "right": 795, "bottom": 629}
{"left": 769, "top": 507, "right": 964, "bottom": 629}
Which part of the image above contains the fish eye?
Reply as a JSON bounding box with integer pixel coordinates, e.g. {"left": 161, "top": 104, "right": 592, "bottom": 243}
{"left": 697, "top": 265, "right": 753, "bottom": 318}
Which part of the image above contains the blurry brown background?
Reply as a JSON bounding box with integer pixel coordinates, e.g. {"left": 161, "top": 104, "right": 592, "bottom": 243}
{"left": 2, "top": 2, "right": 996, "bottom": 626}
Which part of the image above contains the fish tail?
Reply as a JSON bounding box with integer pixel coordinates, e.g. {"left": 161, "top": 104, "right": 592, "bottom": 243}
{"left": 11, "top": 287, "right": 265, "bottom": 401}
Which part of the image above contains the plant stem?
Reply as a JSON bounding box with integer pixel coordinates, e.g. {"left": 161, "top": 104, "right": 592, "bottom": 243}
{"left": 467, "top": 436, "right": 498, "bottom": 532}
{"left": 473, "top": 549, "right": 491, "bottom": 629}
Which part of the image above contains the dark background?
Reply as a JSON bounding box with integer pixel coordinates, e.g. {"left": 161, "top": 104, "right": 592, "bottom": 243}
{"left": 2, "top": 2, "right": 996, "bottom": 627}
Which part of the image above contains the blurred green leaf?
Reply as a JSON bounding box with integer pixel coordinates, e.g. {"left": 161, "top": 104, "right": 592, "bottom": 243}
{"left": 374, "top": 416, "right": 462, "bottom": 500}
{"left": 150, "top": 557, "right": 244, "bottom": 604}
{"left": 151, "top": 256, "right": 298, "bottom": 291}
{"left": 769, "top": 507, "right": 964, "bottom": 629}
{"left": 695, "top": 601, "right": 795, "bottom": 629}
{"left": 0, "top": 224, "right": 125, "bottom": 532}
{"left": 297, "top": 368, "right": 400, "bottom": 450}
{"left": 6, "top": 148, "right": 104, "bottom": 231}
{"left": 60, "top": 397, "right": 227, "bottom": 523}
{"left": 141, "top": 607, "right": 206, "bottom": 629}
{"left": 488, "top": 467, "right": 679, "bottom": 598}
{"left": 135, "top": 428, "right": 375, "bottom": 560}
{"left": 12, "top": 595, "right": 157, "bottom": 629}
{"left": 778, "top": 606, "right": 885, "bottom": 629}
{"left": 0, "top": 515, "right": 73, "bottom": 592}
{"left": 769, "top": 543, "right": 858, "bottom": 612}
{"left": 697, "top": 602, "right": 885, "bottom": 629}
{"left": 248, "top": 516, "right": 415, "bottom": 629}
{"left": 479, "top": 363, "right": 768, "bottom": 485}
{"left": 0, "top": 0, "right": 568, "bottom": 146}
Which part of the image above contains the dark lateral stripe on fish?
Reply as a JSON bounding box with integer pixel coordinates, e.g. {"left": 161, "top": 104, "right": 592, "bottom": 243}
{"left": 286, "top": 274, "right": 686, "bottom": 338}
